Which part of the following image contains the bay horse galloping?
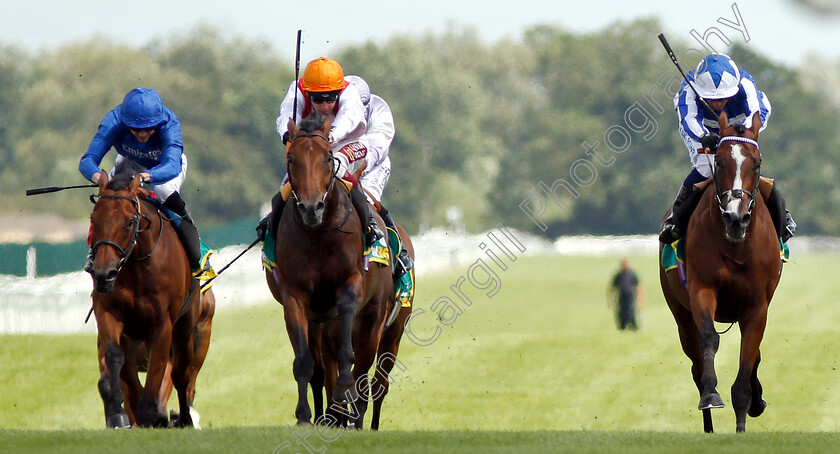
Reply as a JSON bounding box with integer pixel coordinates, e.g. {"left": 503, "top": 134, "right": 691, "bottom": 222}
{"left": 88, "top": 173, "right": 211, "bottom": 428}
{"left": 659, "top": 112, "right": 783, "bottom": 433}
{"left": 265, "top": 115, "right": 392, "bottom": 427}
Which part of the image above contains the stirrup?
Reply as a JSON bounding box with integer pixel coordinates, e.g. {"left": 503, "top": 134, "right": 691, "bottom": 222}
{"left": 658, "top": 223, "right": 680, "bottom": 244}
{"left": 394, "top": 248, "right": 413, "bottom": 279}
{"left": 366, "top": 223, "right": 384, "bottom": 249}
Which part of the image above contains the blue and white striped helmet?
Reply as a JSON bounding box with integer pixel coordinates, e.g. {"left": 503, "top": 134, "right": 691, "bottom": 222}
{"left": 693, "top": 54, "right": 740, "bottom": 100}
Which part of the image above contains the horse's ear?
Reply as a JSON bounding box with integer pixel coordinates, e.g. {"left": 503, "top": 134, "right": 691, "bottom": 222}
{"left": 748, "top": 111, "right": 761, "bottom": 138}
{"left": 287, "top": 119, "right": 298, "bottom": 138}
{"left": 98, "top": 173, "right": 109, "bottom": 193}
{"left": 321, "top": 115, "right": 333, "bottom": 135}
{"left": 717, "top": 110, "right": 730, "bottom": 134}
{"left": 129, "top": 174, "right": 143, "bottom": 193}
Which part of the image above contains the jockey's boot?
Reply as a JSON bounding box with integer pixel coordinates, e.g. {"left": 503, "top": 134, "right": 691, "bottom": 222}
{"left": 766, "top": 184, "right": 796, "bottom": 243}
{"left": 658, "top": 184, "right": 692, "bottom": 243}
{"left": 784, "top": 210, "right": 797, "bottom": 243}
{"left": 256, "top": 189, "right": 288, "bottom": 242}
{"left": 379, "top": 207, "right": 414, "bottom": 279}
{"left": 163, "top": 192, "right": 208, "bottom": 276}
{"left": 349, "top": 185, "right": 382, "bottom": 249}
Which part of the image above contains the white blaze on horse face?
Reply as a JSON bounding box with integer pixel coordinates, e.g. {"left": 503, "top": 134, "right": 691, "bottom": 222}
{"left": 727, "top": 145, "right": 747, "bottom": 213}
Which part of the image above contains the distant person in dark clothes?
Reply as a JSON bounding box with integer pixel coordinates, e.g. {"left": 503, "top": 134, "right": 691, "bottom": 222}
{"left": 610, "top": 258, "right": 644, "bottom": 331}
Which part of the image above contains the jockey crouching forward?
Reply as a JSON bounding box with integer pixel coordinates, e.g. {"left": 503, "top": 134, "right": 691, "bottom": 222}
{"left": 79, "top": 88, "right": 214, "bottom": 279}
{"left": 658, "top": 53, "right": 797, "bottom": 244}
{"left": 345, "top": 74, "right": 414, "bottom": 279}
{"left": 257, "top": 57, "right": 383, "bottom": 260}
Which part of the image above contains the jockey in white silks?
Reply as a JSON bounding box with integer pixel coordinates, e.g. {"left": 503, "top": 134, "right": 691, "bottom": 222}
{"left": 659, "top": 53, "right": 796, "bottom": 244}
{"left": 344, "top": 74, "right": 413, "bottom": 278}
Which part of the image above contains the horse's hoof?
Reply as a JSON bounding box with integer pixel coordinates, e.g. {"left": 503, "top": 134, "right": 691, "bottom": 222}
{"left": 699, "top": 393, "right": 725, "bottom": 410}
{"left": 748, "top": 398, "right": 767, "bottom": 417}
{"left": 106, "top": 413, "right": 131, "bottom": 429}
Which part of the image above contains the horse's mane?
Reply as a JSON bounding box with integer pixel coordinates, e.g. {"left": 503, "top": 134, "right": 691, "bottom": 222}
{"left": 299, "top": 114, "right": 326, "bottom": 133}
{"left": 106, "top": 173, "right": 135, "bottom": 191}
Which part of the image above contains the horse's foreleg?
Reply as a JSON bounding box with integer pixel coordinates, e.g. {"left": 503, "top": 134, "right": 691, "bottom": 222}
{"left": 119, "top": 339, "right": 143, "bottom": 427}
{"left": 333, "top": 283, "right": 361, "bottom": 404}
{"left": 309, "top": 324, "right": 326, "bottom": 422}
{"left": 95, "top": 312, "right": 130, "bottom": 429}
{"left": 748, "top": 352, "right": 766, "bottom": 418}
{"left": 732, "top": 304, "right": 768, "bottom": 433}
{"left": 171, "top": 308, "right": 197, "bottom": 428}
{"left": 284, "top": 297, "right": 314, "bottom": 425}
{"left": 137, "top": 321, "right": 173, "bottom": 427}
{"left": 693, "top": 290, "right": 724, "bottom": 412}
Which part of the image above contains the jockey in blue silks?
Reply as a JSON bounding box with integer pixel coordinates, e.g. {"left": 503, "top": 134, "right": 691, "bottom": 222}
{"left": 659, "top": 54, "right": 796, "bottom": 244}
{"left": 79, "top": 87, "right": 213, "bottom": 278}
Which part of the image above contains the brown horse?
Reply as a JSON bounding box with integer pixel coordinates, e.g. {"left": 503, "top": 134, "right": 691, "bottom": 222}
{"left": 265, "top": 115, "right": 392, "bottom": 427}
{"left": 88, "top": 173, "right": 211, "bottom": 428}
{"left": 659, "top": 112, "right": 783, "bottom": 433}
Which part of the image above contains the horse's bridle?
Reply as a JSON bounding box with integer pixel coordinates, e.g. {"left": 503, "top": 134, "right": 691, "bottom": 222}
{"left": 89, "top": 193, "right": 159, "bottom": 272}
{"left": 286, "top": 131, "right": 353, "bottom": 233}
{"left": 709, "top": 136, "right": 760, "bottom": 219}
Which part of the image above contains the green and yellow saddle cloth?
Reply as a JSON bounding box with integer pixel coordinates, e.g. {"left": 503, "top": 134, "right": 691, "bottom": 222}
{"left": 261, "top": 181, "right": 413, "bottom": 310}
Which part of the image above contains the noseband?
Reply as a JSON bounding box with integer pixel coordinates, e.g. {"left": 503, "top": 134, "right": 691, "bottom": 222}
{"left": 89, "top": 193, "right": 157, "bottom": 271}
{"left": 711, "top": 136, "right": 760, "bottom": 219}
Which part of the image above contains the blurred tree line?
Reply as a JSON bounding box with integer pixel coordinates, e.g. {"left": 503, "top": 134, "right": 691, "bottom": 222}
{"left": 1, "top": 19, "right": 838, "bottom": 238}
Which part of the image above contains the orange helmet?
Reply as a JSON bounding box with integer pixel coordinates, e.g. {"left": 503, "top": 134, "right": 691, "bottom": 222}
{"left": 301, "top": 57, "right": 347, "bottom": 92}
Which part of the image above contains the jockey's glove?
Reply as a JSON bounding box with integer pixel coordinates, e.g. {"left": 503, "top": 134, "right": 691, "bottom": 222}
{"left": 700, "top": 132, "right": 720, "bottom": 151}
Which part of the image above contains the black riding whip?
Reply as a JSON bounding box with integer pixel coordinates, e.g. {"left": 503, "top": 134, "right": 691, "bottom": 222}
{"left": 26, "top": 183, "right": 97, "bottom": 196}
{"left": 292, "top": 29, "right": 302, "bottom": 124}
{"left": 200, "top": 238, "right": 261, "bottom": 290}
{"left": 657, "top": 33, "right": 718, "bottom": 119}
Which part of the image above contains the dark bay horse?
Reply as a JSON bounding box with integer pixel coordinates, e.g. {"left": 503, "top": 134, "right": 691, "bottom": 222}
{"left": 265, "top": 116, "right": 392, "bottom": 427}
{"left": 88, "top": 173, "right": 211, "bottom": 428}
{"left": 659, "top": 112, "right": 783, "bottom": 433}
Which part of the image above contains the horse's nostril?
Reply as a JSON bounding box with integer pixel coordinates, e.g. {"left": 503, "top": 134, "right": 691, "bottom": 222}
{"left": 315, "top": 201, "right": 325, "bottom": 213}
{"left": 106, "top": 270, "right": 119, "bottom": 282}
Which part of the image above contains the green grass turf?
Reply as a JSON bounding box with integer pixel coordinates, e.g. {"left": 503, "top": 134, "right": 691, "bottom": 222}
{"left": 2, "top": 252, "right": 840, "bottom": 451}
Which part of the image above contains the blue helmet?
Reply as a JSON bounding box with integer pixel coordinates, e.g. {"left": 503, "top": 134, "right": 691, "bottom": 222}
{"left": 120, "top": 88, "right": 165, "bottom": 129}
{"left": 693, "top": 54, "right": 741, "bottom": 100}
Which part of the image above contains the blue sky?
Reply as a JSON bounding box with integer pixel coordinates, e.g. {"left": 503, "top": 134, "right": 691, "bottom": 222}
{"left": 1, "top": 0, "right": 838, "bottom": 66}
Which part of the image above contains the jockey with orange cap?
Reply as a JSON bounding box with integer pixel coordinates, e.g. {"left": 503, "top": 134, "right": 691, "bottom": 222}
{"left": 659, "top": 54, "right": 796, "bottom": 244}
{"left": 257, "top": 57, "right": 382, "bottom": 254}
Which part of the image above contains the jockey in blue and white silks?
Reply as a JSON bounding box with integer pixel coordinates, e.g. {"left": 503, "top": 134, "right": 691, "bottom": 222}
{"left": 659, "top": 54, "right": 796, "bottom": 244}
{"left": 675, "top": 54, "right": 771, "bottom": 180}
{"left": 79, "top": 88, "right": 213, "bottom": 278}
